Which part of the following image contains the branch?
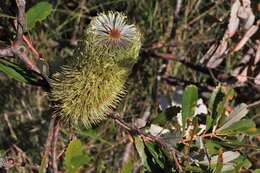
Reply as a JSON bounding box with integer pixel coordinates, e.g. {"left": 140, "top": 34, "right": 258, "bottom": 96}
{"left": 107, "top": 113, "right": 199, "bottom": 165}
{"left": 42, "top": 117, "right": 60, "bottom": 172}
{"left": 247, "top": 100, "right": 260, "bottom": 108}
{"left": 52, "top": 120, "right": 60, "bottom": 173}
{"left": 15, "top": 0, "right": 25, "bottom": 44}
{"left": 162, "top": 75, "right": 214, "bottom": 91}
{"left": 0, "top": 0, "right": 41, "bottom": 74}
{"left": 0, "top": 47, "right": 14, "bottom": 57}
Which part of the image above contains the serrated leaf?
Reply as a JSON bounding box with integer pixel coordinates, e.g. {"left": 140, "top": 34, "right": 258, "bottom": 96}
{"left": 233, "top": 155, "right": 252, "bottom": 170}
{"left": 0, "top": 61, "right": 27, "bottom": 82}
{"left": 134, "top": 136, "right": 172, "bottom": 172}
{"left": 200, "top": 151, "right": 240, "bottom": 165}
{"left": 145, "top": 142, "right": 165, "bottom": 169}
{"left": 181, "top": 85, "right": 198, "bottom": 128}
{"left": 134, "top": 136, "right": 151, "bottom": 171}
{"left": 26, "top": 2, "right": 53, "bottom": 30}
{"left": 217, "top": 104, "right": 248, "bottom": 132}
{"left": 222, "top": 156, "right": 252, "bottom": 173}
{"left": 220, "top": 119, "right": 255, "bottom": 134}
{"left": 221, "top": 163, "right": 235, "bottom": 173}
{"left": 213, "top": 149, "right": 224, "bottom": 173}
{"left": 218, "top": 88, "right": 235, "bottom": 125}
{"left": 209, "top": 87, "right": 235, "bottom": 132}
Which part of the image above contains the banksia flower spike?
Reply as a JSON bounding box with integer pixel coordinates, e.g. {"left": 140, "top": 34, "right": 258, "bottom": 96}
{"left": 51, "top": 12, "right": 141, "bottom": 127}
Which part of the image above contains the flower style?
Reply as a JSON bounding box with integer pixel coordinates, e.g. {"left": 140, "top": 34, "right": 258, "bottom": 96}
{"left": 90, "top": 12, "right": 138, "bottom": 47}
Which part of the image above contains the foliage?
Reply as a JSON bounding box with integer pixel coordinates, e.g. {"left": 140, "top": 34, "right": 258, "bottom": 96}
{"left": 0, "top": 0, "right": 259, "bottom": 173}
{"left": 133, "top": 84, "right": 259, "bottom": 173}
{"left": 26, "top": 2, "right": 53, "bottom": 31}
{"left": 63, "top": 140, "right": 90, "bottom": 173}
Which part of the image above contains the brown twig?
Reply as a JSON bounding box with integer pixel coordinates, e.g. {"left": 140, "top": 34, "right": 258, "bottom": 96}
{"left": 0, "top": 0, "right": 25, "bottom": 58}
{"left": 52, "top": 119, "right": 60, "bottom": 173}
{"left": 121, "top": 142, "right": 133, "bottom": 163}
{"left": 108, "top": 113, "right": 199, "bottom": 165}
{"left": 42, "top": 118, "right": 55, "bottom": 171}
{"left": 0, "top": 0, "right": 41, "bottom": 74}
{"left": 4, "top": 113, "right": 18, "bottom": 140}
{"left": 42, "top": 117, "right": 60, "bottom": 172}
{"left": 22, "top": 35, "right": 41, "bottom": 59}
{"left": 0, "top": 47, "right": 14, "bottom": 57}
{"left": 120, "top": 106, "right": 151, "bottom": 169}
{"left": 15, "top": 0, "right": 25, "bottom": 44}
{"left": 12, "top": 144, "right": 39, "bottom": 171}
{"left": 247, "top": 100, "right": 260, "bottom": 108}
{"left": 70, "top": 0, "right": 86, "bottom": 46}
{"left": 174, "top": 0, "right": 183, "bottom": 19}
{"left": 162, "top": 75, "right": 214, "bottom": 91}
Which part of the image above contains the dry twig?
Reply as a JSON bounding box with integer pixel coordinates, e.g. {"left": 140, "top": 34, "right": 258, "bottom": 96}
{"left": 0, "top": 0, "right": 41, "bottom": 74}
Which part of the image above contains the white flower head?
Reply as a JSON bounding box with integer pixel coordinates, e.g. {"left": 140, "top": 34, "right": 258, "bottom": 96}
{"left": 90, "top": 12, "right": 138, "bottom": 47}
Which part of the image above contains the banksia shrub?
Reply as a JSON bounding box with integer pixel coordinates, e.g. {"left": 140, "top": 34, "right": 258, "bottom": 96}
{"left": 51, "top": 12, "right": 141, "bottom": 126}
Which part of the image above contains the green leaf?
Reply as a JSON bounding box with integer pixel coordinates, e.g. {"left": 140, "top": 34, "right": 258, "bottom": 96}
{"left": 218, "top": 88, "right": 235, "bottom": 126}
{"left": 64, "top": 139, "right": 89, "bottom": 173}
{"left": 0, "top": 59, "right": 50, "bottom": 90}
{"left": 199, "top": 151, "right": 240, "bottom": 165}
{"left": 152, "top": 106, "right": 181, "bottom": 125}
{"left": 208, "top": 87, "right": 235, "bottom": 131}
{"left": 208, "top": 86, "right": 225, "bottom": 118}
{"left": 225, "top": 118, "right": 255, "bottom": 132}
{"left": 122, "top": 158, "right": 134, "bottom": 173}
{"left": 0, "top": 61, "right": 27, "bottom": 82}
{"left": 145, "top": 142, "right": 165, "bottom": 169}
{"left": 222, "top": 155, "right": 252, "bottom": 173}
{"left": 220, "top": 119, "right": 256, "bottom": 134}
{"left": 26, "top": 2, "right": 53, "bottom": 30}
{"left": 38, "top": 155, "right": 47, "bottom": 173}
{"left": 205, "top": 115, "right": 213, "bottom": 132}
{"left": 233, "top": 155, "right": 252, "bottom": 170}
{"left": 134, "top": 136, "right": 174, "bottom": 172}
{"left": 71, "top": 155, "right": 90, "bottom": 168}
{"left": 217, "top": 104, "right": 248, "bottom": 132}
{"left": 134, "top": 136, "right": 151, "bottom": 171}
{"left": 205, "top": 140, "right": 222, "bottom": 156}
{"left": 181, "top": 85, "right": 198, "bottom": 129}
{"left": 213, "top": 149, "right": 223, "bottom": 173}
{"left": 64, "top": 140, "right": 83, "bottom": 166}
{"left": 254, "top": 169, "right": 260, "bottom": 173}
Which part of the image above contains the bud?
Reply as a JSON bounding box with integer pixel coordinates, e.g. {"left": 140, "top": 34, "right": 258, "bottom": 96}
{"left": 51, "top": 12, "right": 141, "bottom": 127}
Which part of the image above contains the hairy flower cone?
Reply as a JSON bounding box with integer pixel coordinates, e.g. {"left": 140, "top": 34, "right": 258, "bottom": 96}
{"left": 51, "top": 12, "right": 141, "bottom": 126}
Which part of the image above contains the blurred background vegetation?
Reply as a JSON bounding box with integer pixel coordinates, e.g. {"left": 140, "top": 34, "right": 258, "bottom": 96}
{"left": 0, "top": 0, "right": 259, "bottom": 172}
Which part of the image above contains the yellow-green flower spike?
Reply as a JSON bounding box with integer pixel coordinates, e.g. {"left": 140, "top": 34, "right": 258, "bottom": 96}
{"left": 50, "top": 12, "right": 141, "bottom": 127}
